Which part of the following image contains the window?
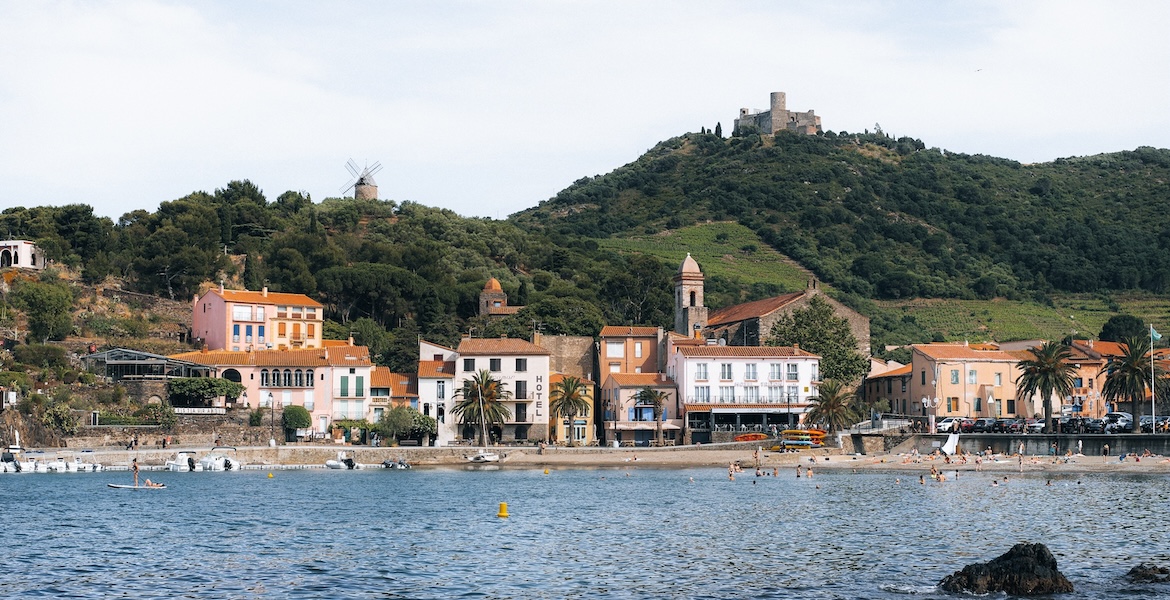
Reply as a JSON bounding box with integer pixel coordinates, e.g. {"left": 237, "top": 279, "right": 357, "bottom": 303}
{"left": 294, "top": 370, "right": 304, "bottom": 387}
{"left": 901, "top": 378, "right": 907, "bottom": 393}
{"left": 292, "top": 323, "right": 301, "bottom": 339}
{"left": 278, "top": 323, "right": 287, "bottom": 337}
{"left": 258, "top": 325, "right": 265, "bottom": 344}
{"left": 634, "top": 342, "right": 643, "bottom": 359}
{"left": 718, "top": 386, "right": 734, "bottom": 402}
{"left": 770, "top": 363, "right": 782, "bottom": 380}
{"left": 696, "top": 364, "right": 708, "bottom": 380}
{"left": 606, "top": 341, "right": 624, "bottom": 358}
{"left": 1073, "top": 376, "right": 1082, "bottom": 388}
{"left": 256, "top": 306, "right": 265, "bottom": 320}
{"left": 950, "top": 369, "right": 959, "bottom": 385}
{"left": 745, "top": 364, "right": 757, "bottom": 380}
{"left": 515, "top": 403, "right": 528, "bottom": 422}
{"left": 260, "top": 369, "right": 269, "bottom": 387}
{"left": 306, "top": 370, "right": 314, "bottom": 385}
{"left": 306, "top": 307, "right": 316, "bottom": 320}
{"left": 720, "top": 363, "right": 732, "bottom": 380}
{"left": 232, "top": 324, "right": 240, "bottom": 343}
{"left": 304, "top": 390, "right": 314, "bottom": 411}
{"left": 292, "top": 307, "right": 303, "bottom": 319}
{"left": 968, "top": 370, "right": 977, "bottom": 385}
{"left": 437, "top": 380, "right": 446, "bottom": 399}
{"left": 516, "top": 358, "right": 527, "bottom": 372}
{"left": 996, "top": 373, "right": 1003, "bottom": 387}
{"left": 694, "top": 386, "right": 710, "bottom": 402}
{"left": 340, "top": 376, "right": 349, "bottom": 397}
{"left": 974, "top": 397, "right": 982, "bottom": 412}
{"left": 307, "top": 324, "right": 315, "bottom": 338}
{"left": 811, "top": 363, "right": 819, "bottom": 382}
{"left": 283, "top": 370, "right": 292, "bottom": 387}
{"left": 463, "top": 358, "right": 475, "bottom": 372}
{"left": 232, "top": 305, "right": 252, "bottom": 320}
{"left": 947, "top": 397, "right": 958, "bottom": 411}
{"left": 787, "top": 385, "right": 798, "bottom": 401}
{"left": 744, "top": 387, "right": 759, "bottom": 402}
{"left": 921, "top": 370, "right": 927, "bottom": 385}
{"left": 886, "top": 379, "right": 892, "bottom": 394}
{"left": 787, "top": 364, "right": 799, "bottom": 380}
{"left": 245, "top": 325, "right": 253, "bottom": 343}
{"left": 515, "top": 380, "right": 528, "bottom": 400}
{"left": 768, "top": 386, "right": 782, "bottom": 401}
{"left": 490, "top": 358, "right": 501, "bottom": 372}
{"left": 609, "top": 363, "right": 620, "bottom": 373}
{"left": 277, "top": 306, "right": 287, "bottom": 318}
{"left": 1006, "top": 399, "right": 1016, "bottom": 413}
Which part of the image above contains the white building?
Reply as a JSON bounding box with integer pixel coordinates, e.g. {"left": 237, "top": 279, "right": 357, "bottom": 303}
{"left": 666, "top": 341, "right": 820, "bottom": 443}
{"left": 0, "top": 240, "right": 45, "bottom": 270}
{"left": 418, "top": 340, "right": 458, "bottom": 445}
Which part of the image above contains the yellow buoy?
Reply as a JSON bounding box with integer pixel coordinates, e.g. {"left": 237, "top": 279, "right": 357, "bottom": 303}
{"left": 497, "top": 502, "right": 509, "bottom": 518}
{"left": 268, "top": 472, "right": 274, "bottom": 478}
{"left": 544, "top": 468, "right": 549, "bottom": 475}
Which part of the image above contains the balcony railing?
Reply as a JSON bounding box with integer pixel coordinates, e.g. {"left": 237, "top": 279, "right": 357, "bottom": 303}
{"left": 334, "top": 388, "right": 367, "bottom": 398}
{"left": 684, "top": 395, "right": 801, "bottom": 405}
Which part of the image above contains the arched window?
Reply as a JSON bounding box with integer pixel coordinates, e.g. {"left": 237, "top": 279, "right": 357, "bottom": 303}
{"left": 305, "top": 369, "right": 314, "bottom": 387}
{"left": 689, "top": 290, "right": 697, "bottom": 307}
{"left": 295, "top": 370, "right": 304, "bottom": 387}
{"left": 261, "top": 369, "right": 269, "bottom": 387}
{"left": 283, "top": 369, "right": 293, "bottom": 387}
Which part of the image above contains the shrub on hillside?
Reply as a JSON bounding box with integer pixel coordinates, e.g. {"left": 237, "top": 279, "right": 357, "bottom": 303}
{"left": 13, "top": 344, "right": 68, "bottom": 369}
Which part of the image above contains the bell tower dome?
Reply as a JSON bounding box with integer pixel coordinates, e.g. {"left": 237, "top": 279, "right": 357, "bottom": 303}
{"left": 673, "top": 253, "right": 708, "bottom": 336}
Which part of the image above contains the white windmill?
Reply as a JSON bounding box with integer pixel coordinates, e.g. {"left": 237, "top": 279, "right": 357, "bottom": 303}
{"left": 340, "top": 159, "right": 382, "bottom": 200}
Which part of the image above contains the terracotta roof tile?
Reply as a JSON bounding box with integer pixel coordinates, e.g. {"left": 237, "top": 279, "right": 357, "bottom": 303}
{"left": 550, "top": 373, "right": 595, "bottom": 387}
{"left": 457, "top": 338, "right": 550, "bottom": 356}
{"left": 418, "top": 360, "right": 456, "bottom": 378}
{"left": 707, "top": 292, "right": 804, "bottom": 327}
{"left": 911, "top": 344, "right": 1018, "bottom": 361}
{"left": 599, "top": 325, "right": 660, "bottom": 337}
{"left": 388, "top": 372, "right": 418, "bottom": 398}
{"left": 170, "top": 345, "right": 371, "bottom": 367}
{"left": 371, "top": 366, "right": 394, "bottom": 388}
{"left": 486, "top": 306, "right": 522, "bottom": 315}
{"left": 868, "top": 364, "right": 912, "bottom": 379}
{"left": 605, "top": 373, "right": 675, "bottom": 387}
{"left": 675, "top": 345, "right": 818, "bottom": 358}
{"left": 209, "top": 288, "right": 323, "bottom": 308}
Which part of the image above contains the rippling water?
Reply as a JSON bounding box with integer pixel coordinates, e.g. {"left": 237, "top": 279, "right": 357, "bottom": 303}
{"left": 3, "top": 466, "right": 1170, "bottom": 598}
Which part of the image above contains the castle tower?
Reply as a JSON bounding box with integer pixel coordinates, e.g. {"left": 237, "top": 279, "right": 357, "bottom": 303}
{"left": 674, "top": 253, "right": 708, "bottom": 336}
{"left": 479, "top": 277, "right": 508, "bottom": 317}
{"left": 769, "top": 92, "right": 788, "bottom": 135}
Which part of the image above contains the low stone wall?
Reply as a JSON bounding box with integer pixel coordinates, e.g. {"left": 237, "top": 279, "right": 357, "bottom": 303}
{"left": 902, "top": 434, "right": 1170, "bottom": 457}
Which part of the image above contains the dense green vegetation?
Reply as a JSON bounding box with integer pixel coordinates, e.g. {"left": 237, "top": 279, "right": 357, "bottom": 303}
{"left": 2, "top": 128, "right": 1169, "bottom": 367}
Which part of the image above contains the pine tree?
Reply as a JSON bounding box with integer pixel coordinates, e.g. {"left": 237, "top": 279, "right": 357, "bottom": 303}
{"left": 715, "top": 122, "right": 722, "bottom": 138}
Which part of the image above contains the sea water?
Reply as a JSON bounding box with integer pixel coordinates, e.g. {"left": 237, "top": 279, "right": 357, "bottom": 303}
{"left": 2, "top": 466, "right": 1169, "bottom": 599}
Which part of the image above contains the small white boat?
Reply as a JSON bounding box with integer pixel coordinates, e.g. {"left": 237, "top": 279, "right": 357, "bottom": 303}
{"left": 164, "top": 452, "right": 203, "bottom": 472}
{"left": 197, "top": 447, "right": 243, "bottom": 471}
{"left": 466, "top": 450, "right": 500, "bottom": 464}
{"left": 326, "top": 451, "right": 362, "bottom": 470}
{"left": 381, "top": 458, "right": 411, "bottom": 469}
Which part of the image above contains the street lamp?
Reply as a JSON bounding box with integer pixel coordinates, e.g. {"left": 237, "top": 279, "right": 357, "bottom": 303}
{"left": 922, "top": 396, "right": 941, "bottom": 433}
{"left": 268, "top": 392, "right": 276, "bottom": 447}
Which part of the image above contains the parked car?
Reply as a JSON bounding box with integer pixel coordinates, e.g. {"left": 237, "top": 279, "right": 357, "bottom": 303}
{"left": 1140, "top": 415, "right": 1155, "bottom": 433}
{"left": 973, "top": 418, "right": 997, "bottom": 433}
{"left": 937, "top": 417, "right": 962, "bottom": 433}
{"left": 1084, "top": 419, "right": 1105, "bottom": 434}
{"left": 1061, "top": 416, "right": 1089, "bottom": 434}
{"left": 1103, "top": 412, "right": 1133, "bottom": 433}
{"left": 1004, "top": 418, "right": 1026, "bottom": 433}
{"left": 1026, "top": 418, "right": 1045, "bottom": 433}
{"left": 959, "top": 418, "right": 976, "bottom": 433}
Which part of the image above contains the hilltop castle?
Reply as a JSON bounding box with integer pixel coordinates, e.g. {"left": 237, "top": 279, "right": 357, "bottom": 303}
{"left": 734, "top": 91, "right": 821, "bottom": 136}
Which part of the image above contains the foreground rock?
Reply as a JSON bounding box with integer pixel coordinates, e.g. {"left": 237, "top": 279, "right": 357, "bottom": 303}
{"left": 938, "top": 543, "right": 1073, "bottom": 595}
{"left": 1127, "top": 563, "right": 1170, "bottom": 583}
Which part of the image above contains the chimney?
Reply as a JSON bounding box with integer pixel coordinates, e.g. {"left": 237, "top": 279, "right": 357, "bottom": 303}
{"left": 533, "top": 330, "right": 542, "bottom": 346}
{"left": 348, "top": 336, "right": 354, "bottom": 346}
{"left": 262, "top": 286, "right": 268, "bottom": 297}
{"left": 219, "top": 281, "right": 224, "bottom": 293}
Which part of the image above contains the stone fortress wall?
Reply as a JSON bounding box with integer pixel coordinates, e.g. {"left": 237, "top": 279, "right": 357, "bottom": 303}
{"left": 735, "top": 91, "right": 822, "bottom": 136}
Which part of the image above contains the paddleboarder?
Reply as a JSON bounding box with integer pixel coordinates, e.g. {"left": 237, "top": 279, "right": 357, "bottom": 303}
{"left": 132, "top": 458, "right": 139, "bottom": 487}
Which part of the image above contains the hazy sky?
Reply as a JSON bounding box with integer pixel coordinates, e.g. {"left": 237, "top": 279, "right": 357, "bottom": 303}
{"left": 2, "top": 1, "right": 1168, "bottom": 221}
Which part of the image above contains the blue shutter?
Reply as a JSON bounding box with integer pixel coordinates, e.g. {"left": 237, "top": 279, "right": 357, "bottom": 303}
{"left": 628, "top": 408, "right": 634, "bottom": 421}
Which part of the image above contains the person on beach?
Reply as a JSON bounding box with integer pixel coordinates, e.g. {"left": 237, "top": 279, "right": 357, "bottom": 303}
{"left": 132, "top": 458, "right": 139, "bottom": 487}
{"left": 919, "top": 475, "right": 924, "bottom": 485}
{"left": 975, "top": 455, "right": 982, "bottom": 471}
{"left": 1018, "top": 453, "right": 1023, "bottom": 473}
{"left": 1103, "top": 444, "right": 1110, "bottom": 463}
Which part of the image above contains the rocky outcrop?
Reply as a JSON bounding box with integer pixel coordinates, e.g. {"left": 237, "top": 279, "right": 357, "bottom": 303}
{"left": 1127, "top": 563, "right": 1170, "bottom": 583}
{"left": 938, "top": 543, "right": 1073, "bottom": 595}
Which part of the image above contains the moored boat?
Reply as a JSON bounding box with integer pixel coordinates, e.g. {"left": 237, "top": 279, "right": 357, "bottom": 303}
{"left": 466, "top": 450, "right": 500, "bottom": 463}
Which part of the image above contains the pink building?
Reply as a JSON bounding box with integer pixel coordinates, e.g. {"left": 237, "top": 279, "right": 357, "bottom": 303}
{"left": 192, "top": 285, "right": 324, "bottom": 351}
{"left": 170, "top": 344, "right": 374, "bottom": 437}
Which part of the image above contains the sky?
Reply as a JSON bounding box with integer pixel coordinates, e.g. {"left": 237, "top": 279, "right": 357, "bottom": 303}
{"left": 1, "top": 1, "right": 1168, "bottom": 221}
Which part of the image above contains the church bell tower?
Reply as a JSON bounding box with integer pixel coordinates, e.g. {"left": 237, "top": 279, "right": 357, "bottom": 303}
{"left": 674, "top": 253, "right": 708, "bottom": 336}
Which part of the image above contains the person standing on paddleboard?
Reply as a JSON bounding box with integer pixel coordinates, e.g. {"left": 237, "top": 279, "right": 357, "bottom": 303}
{"left": 132, "top": 458, "right": 139, "bottom": 487}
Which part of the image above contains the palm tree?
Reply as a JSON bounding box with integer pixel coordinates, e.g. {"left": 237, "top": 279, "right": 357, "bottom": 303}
{"left": 549, "top": 375, "right": 591, "bottom": 445}
{"left": 635, "top": 387, "right": 671, "bottom": 446}
{"left": 1015, "top": 341, "right": 1076, "bottom": 434}
{"left": 453, "top": 369, "right": 512, "bottom": 446}
{"left": 1101, "top": 335, "right": 1163, "bottom": 432}
{"left": 805, "top": 379, "right": 857, "bottom": 433}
